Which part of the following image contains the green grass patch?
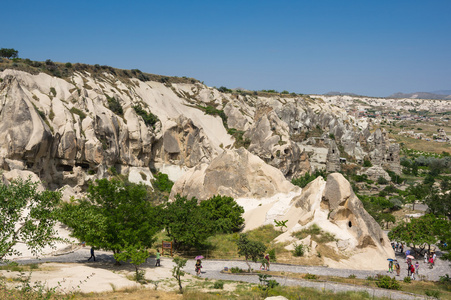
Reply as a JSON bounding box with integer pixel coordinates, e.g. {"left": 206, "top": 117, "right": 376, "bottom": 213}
{"left": 292, "top": 223, "right": 337, "bottom": 243}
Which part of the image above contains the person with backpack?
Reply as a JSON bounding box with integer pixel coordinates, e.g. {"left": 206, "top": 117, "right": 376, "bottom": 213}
{"left": 395, "top": 260, "right": 400, "bottom": 276}
{"left": 410, "top": 263, "right": 416, "bottom": 280}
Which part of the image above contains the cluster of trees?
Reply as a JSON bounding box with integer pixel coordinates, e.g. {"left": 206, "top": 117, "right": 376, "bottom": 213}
{"left": 57, "top": 179, "right": 245, "bottom": 259}
{"left": 388, "top": 155, "right": 451, "bottom": 258}
{"left": 1, "top": 177, "right": 245, "bottom": 272}
{"left": 0, "top": 48, "right": 18, "bottom": 59}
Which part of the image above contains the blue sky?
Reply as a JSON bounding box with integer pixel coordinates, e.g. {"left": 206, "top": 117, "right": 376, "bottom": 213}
{"left": 3, "top": 0, "right": 451, "bottom": 96}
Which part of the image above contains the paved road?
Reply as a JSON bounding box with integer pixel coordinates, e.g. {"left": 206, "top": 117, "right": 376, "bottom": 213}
{"left": 11, "top": 247, "right": 450, "bottom": 300}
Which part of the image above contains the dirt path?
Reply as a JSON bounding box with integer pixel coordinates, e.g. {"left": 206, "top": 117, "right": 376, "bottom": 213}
{"left": 5, "top": 248, "right": 449, "bottom": 299}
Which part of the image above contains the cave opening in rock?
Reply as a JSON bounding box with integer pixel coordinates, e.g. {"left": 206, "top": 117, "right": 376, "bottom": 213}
{"left": 348, "top": 221, "right": 352, "bottom": 228}
{"left": 59, "top": 164, "right": 73, "bottom": 172}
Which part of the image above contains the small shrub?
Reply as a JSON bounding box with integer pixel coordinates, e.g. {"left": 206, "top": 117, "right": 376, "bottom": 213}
{"left": 65, "top": 62, "right": 72, "bottom": 68}
{"left": 363, "top": 159, "right": 373, "bottom": 167}
{"left": 133, "top": 104, "right": 159, "bottom": 127}
{"left": 293, "top": 243, "right": 305, "bottom": 257}
{"left": 348, "top": 274, "right": 356, "bottom": 279}
{"left": 70, "top": 107, "right": 87, "bottom": 121}
{"left": 153, "top": 172, "right": 174, "bottom": 193}
{"left": 425, "top": 290, "right": 441, "bottom": 298}
{"left": 403, "top": 276, "right": 411, "bottom": 283}
{"left": 106, "top": 95, "right": 123, "bottom": 116}
{"left": 304, "top": 273, "right": 318, "bottom": 280}
{"left": 376, "top": 275, "right": 400, "bottom": 290}
{"left": 377, "top": 176, "right": 388, "bottom": 184}
{"left": 50, "top": 87, "right": 56, "bottom": 97}
{"left": 213, "top": 281, "right": 224, "bottom": 289}
{"left": 230, "top": 267, "right": 245, "bottom": 273}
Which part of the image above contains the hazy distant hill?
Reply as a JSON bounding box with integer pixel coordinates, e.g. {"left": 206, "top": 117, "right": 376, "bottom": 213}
{"left": 389, "top": 91, "right": 451, "bottom": 100}
{"left": 324, "top": 91, "right": 360, "bottom": 97}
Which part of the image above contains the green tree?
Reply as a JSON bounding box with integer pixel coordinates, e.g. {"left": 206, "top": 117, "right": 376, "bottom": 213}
{"left": 172, "top": 256, "right": 188, "bottom": 293}
{"left": 388, "top": 214, "right": 448, "bottom": 255}
{"left": 0, "top": 48, "right": 18, "bottom": 59}
{"left": 58, "top": 179, "right": 161, "bottom": 261}
{"left": 199, "top": 195, "right": 244, "bottom": 233}
{"left": 0, "top": 178, "right": 61, "bottom": 261}
{"left": 114, "top": 244, "right": 149, "bottom": 282}
{"left": 162, "top": 194, "right": 245, "bottom": 248}
{"left": 405, "top": 184, "right": 429, "bottom": 211}
{"left": 162, "top": 195, "right": 214, "bottom": 248}
{"left": 236, "top": 233, "right": 267, "bottom": 272}
{"left": 425, "top": 189, "right": 451, "bottom": 219}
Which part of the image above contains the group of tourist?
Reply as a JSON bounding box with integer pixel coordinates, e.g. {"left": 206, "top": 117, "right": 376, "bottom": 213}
{"left": 391, "top": 241, "right": 404, "bottom": 253}
{"left": 389, "top": 242, "right": 440, "bottom": 279}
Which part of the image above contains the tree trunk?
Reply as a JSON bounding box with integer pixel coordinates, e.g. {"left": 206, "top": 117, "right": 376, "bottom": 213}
{"left": 246, "top": 259, "right": 251, "bottom": 272}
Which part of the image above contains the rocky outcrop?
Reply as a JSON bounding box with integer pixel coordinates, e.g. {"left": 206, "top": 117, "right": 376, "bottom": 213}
{"left": 269, "top": 173, "right": 394, "bottom": 270}
{"left": 170, "top": 148, "right": 297, "bottom": 200}
{"left": 152, "top": 115, "right": 214, "bottom": 168}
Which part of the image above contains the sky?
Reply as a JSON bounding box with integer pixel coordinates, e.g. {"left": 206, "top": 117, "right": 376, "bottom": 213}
{"left": 2, "top": 0, "right": 451, "bottom": 97}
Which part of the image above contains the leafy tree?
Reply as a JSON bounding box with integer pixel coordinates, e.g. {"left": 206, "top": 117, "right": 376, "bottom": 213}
{"left": 0, "top": 48, "right": 18, "bottom": 59}
{"left": 292, "top": 170, "right": 326, "bottom": 188}
{"left": 379, "top": 213, "right": 396, "bottom": 229}
{"left": 162, "top": 195, "right": 214, "bottom": 248}
{"left": 425, "top": 189, "right": 451, "bottom": 219}
{"left": 58, "top": 179, "right": 161, "bottom": 261}
{"left": 114, "top": 244, "right": 148, "bottom": 282}
{"left": 199, "top": 195, "right": 244, "bottom": 233}
{"left": 388, "top": 214, "right": 449, "bottom": 256}
{"left": 405, "top": 184, "right": 429, "bottom": 211}
{"left": 162, "top": 194, "right": 244, "bottom": 248}
{"left": 172, "top": 256, "right": 188, "bottom": 293}
{"left": 236, "top": 233, "right": 266, "bottom": 272}
{"left": 0, "top": 178, "right": 61, "bottom": 261}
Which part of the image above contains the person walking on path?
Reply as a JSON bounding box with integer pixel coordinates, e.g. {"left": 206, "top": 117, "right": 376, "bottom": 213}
{"left": 395, "top": 261, "right": 400, "bottom": 276}
{"left": 195, "top": 259, "right": 202, "bottom": 276}
{"left": 388, "top": 260, "right": 393, "bottom": 273}
{"left": 155, "top": 249, "right": 161, "bottom": 267}
{"left": 88, "top": 247, "right": 95, "bottom": 261}
{"left": 410, "top": 263, "right": 416, "bottom": 280}
{"left": 265, "top": 253, "right": 270, "bottom": 271}
{"left": 415, "top": 261, "right": 420, "bottom": 276}
{"left": 432, "top": 252, "right": 437, "bottom": 264}
{"left": 424, "top": 252, "right": 428, "bottom": 264}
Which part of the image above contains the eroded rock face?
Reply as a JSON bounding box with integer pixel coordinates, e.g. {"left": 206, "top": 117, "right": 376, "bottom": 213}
{"left": 0, "top": 68, "right": 402, "bottom": 197}
{"left": 152, "top": 115, "right": 214, "bottom": 168}
{"left": 170, "top": 148, "right": 297, "bottom": 200}
{"left": 323, "top": 173, "right": 391, "bottom": 251}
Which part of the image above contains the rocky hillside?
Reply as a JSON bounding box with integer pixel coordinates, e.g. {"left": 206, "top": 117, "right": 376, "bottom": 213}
{"left": 0, "top": 64, "right": 401, "bottom": 191}
{"left": 0, "top": 62, "right": 399, "bottom": 269}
